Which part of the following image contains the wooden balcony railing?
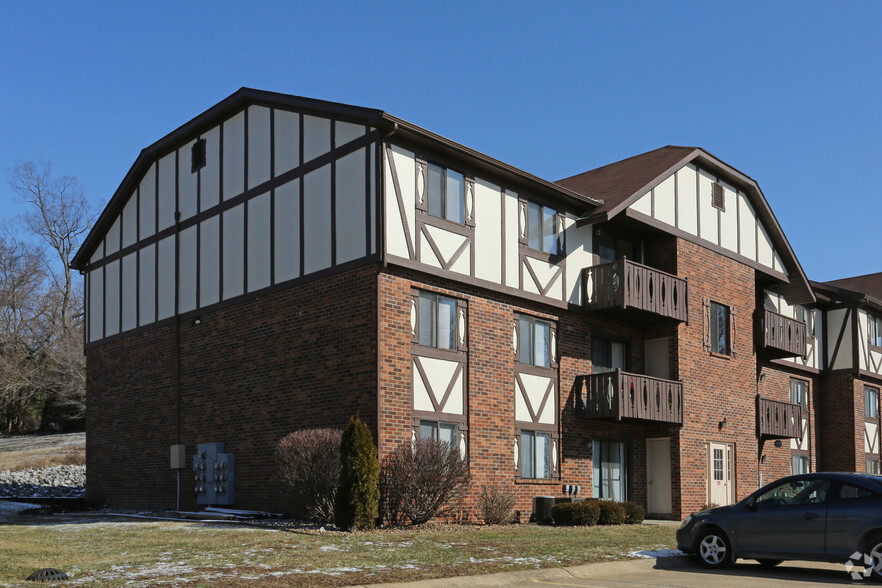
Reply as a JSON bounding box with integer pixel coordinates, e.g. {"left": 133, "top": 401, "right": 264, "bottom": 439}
{"left": 579, "top": 370, "right": 683, "bottom": 425}
{"left": 759, "top": 308, "right": 806, "bottom": 358}
{"left": 757, "top": 396, "right": 802, "bottom": 439}
{"left": 582, "top": 259, "right": 688, "bottom": 322}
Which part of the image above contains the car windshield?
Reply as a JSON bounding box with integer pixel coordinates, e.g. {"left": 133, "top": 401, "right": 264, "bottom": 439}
{"left": 754, "top": 479, "right": 830, "bottom": 508}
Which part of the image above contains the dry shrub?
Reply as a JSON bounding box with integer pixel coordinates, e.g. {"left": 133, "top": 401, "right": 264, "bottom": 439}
{"left": 381, "top": 439, "right": 470, "bottom": 526}
{"left": 622, "top": 501, "right": 645, "bottom": 524}
{"left": 276, "top": 428, "right": 342, "bottom": 524}
{"left": 597, "top": 500, "right": 627, "bottom": 525}
{"left": 479, "top": 484, "right": 516, "bottom": 525}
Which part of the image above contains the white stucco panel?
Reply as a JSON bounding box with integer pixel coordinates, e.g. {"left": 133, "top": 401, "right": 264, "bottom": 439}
{"left": 565, "top": 218, "right": 592, "bottom": 305}
{"left": 738, "top": 194, "right": 757, "bottom": 261}
{"left": 828, "top": 308, "right": 853, "bottom": 370}
{"left": 517, "top": 372, "right": 556, "bottom": 425}
{"left": 414, "top": 355, "right": 464, "bottom": 415}
{"left": 697, "top": 169, "right": 718, "bottom": 245}
{"left": 422, "top": 225, "right": 469, "bottom": 274}
{"left": 474, "top": 179, "right": 502, "bottom": 284}
{"left": 866, "top": 422, "right": 878, "bottom": 454}
{"left": 504, "top": 190, "right": 520, "bottom": 289}
{"left": 654, "top": 175, "right": 676, "bottom": 226}
{"left": 757, "top": 223, "right": 774, "bottom": 269}
{"left": 384, "top": 145, "right": 416, "bottom": 260}
{"left": 630, "top": 192, "right": 652, "bottom": 216}
{"left": 719, "top": 181, "right": 738, "bottom": 252}
{"left": 523, "top": 256, "right": 563, "bottom": 300}
{"left": 677, "top": 165, "right": 698, "bottom": 236}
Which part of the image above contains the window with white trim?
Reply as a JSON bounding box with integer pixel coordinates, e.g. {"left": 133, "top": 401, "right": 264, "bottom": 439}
{"left": 427, "top": 163, "right": 465, "bottom": 224}
{"left": 526, "top": 201, "right": 558, "bottom": 255}
{"left": 710, "top": 301, "right": 731, "bottom": 355}
{"left": 518, "top": 315, "right": 552, "bottom": 367}
{"left": 866, "top": 386, "right": 879, "bottom": 420}
{"left": 520, "top": 430, "right": 551, "bottom": 479}
{"left": 418, "top": 291, "right": 457, "bottom": 350}
{"left": 870, "top": 314, "right": 882, "bottom": 348}
{"left": 790, "top": 379, "right": 808, "bottom": 408}
{"left": 593, "top": 440, "right": 627, "bottom": 501}
{"left": 419, "top": 420, "right": 458, "bottom": 448}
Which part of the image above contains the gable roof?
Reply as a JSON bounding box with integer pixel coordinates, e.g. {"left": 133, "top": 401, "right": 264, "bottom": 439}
{"left": 555, "top": 145, "right": 815, "bottom": 305}
{"left": 72, "top": 88, "right": 598, "bottom": 270}
{"left": 813, "top": 273, "right": 882, "bottom": 312}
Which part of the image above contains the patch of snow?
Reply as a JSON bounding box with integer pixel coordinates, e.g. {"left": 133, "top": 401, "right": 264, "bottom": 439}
{"left": 629, "top": 549, "right": 685, "bottom": 559}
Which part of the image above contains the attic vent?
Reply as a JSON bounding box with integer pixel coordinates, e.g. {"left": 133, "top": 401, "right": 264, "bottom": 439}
{"left": 711, "top": 182, "right": 725, "bottom": 211}
{"left": 191, "top": 138, "right": 207, "bottom": 173}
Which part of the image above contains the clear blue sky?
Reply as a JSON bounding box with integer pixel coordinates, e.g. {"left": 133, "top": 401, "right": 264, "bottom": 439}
{"left": 1, "top": 1, "right": 878, "bottom": 282}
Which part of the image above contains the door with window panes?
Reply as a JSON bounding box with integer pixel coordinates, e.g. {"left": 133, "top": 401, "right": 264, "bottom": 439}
{"left": 708, "top": 442, "right": 733, "bottom": 506}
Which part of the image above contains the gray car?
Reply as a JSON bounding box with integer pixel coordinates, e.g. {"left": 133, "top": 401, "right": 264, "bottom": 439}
{"left": 677, "top": 473, "right": 882, "bottom": 580}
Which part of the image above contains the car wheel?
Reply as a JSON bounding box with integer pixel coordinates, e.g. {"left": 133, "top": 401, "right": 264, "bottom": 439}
{"left": 696, "top": 528, "right": 733, "bottom": 569}
{"left": 756, "top": 559, "right": 782, "bottom": 567}
{"left": 866, "top": 534, "right": 882, "bottom": 582}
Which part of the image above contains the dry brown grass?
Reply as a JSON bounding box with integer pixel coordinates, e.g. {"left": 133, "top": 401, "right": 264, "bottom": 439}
{"left": 0, "top": 433, "right": 85, "bottom": 472}
{"left": 4, "top": 447, "right": 85, "bottom": 472}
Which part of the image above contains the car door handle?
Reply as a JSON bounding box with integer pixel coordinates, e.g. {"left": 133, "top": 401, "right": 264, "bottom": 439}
{"left": 804, "top": 512, "right": 819, "bottom": 520}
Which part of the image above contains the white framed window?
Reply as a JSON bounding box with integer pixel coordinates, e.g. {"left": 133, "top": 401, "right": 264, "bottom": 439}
{"left": 520, "top": 430, "right": 551, "bottom": 479}
{"left": 790, "top": 379, "right": 808, "bottom": 408}
{"left": 592, "top": 337, "right": 627, "bottom": 373}
{"left": 419, "top": 420, "right": 457, "bottom": 448}
{"left": 866, "top": 386, "right": 879, "bottom": 420}
{"left": 870, "top": 314, "right": 882, "bottom": 348}
{"left": 797, "top": 306, "right": 814, "bottom": 338}
{"left": 418, "top": 291, "right": 457, "bottom": 350}
{"left": 526, "top": 201, "right": 558, "bottom": 255}
{"left": 792, "top": 454, "right": 809, "bottom": 475}
{"left": 868, "top": 458, "right": 880, "bottom": 475}
{"left": 518, "top": 315, "right": 552, "bottom": 367}
{"left": 427, "top": 163, "right": 465, "bottom": 224}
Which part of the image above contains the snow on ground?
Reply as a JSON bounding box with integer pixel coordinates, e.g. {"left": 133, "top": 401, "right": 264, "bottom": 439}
{"left": 629, "top": 549, "right": 685, "bottom": 558}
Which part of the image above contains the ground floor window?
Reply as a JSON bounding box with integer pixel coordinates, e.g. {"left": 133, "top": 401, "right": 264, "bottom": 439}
{"left": 520, "top": 430, "right": 551, "bottom": 479}
{"left": 593, "top": 440, "right": 627, "bottom": 501}
{"left": 419, "top": 420, "right": 457, "bottom": 448}
{"left": 792, "top": 454, "right": 809, "bottom": 475}
{"left": 868, "top": 458, "right": 880, "bottom": 475}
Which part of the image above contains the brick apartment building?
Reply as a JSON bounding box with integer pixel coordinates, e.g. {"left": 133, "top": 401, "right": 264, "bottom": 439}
{"left": 70, "top": 88, "right": 882, "bottom": 520}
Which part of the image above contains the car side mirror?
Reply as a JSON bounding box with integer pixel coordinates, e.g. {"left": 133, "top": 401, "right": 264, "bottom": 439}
{"left": 746, "top": 497, "right": 757, "bottom": 510}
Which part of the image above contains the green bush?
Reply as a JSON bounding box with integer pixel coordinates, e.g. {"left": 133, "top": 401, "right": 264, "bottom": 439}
{"left": 551, "top": 501, "right": 600, "bottom": 526}
{"left": 622, "top": 501, "right": 645, "bottom": 524}
{"left": 597, "top": 501, "right": 627, "bottom": 525}
{"left": 335, "top": 414, "right": 379, "bottom": 530}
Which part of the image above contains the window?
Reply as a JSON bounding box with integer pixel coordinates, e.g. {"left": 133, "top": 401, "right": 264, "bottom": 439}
{"left": 866, "top": 386, "right": 879, "bottom": 420}
{"left": 593, "top": 440, "right": 627, "bottom": 501}
{"left": 592, "top": 337, "right": 627, "bottom": 373}
{"left": 797, "top": 306, "right": 814, "bottom": 338}
{"left": 870, "top": 314, "right": 882, "bottom": 348}
{"left": 709, "top": 301, "right": 731, "bottom": 355}
{"left": 594, "top": 231, "right": 638, "bottom": 265}
{"left": 839, "top": 483, "right": 876, "bottom": 500}
{"left": 427, "top": 163, "right": 465, "bottom": 224}
{"left": 868, "top": 458, "right": 881, "bottom": 475}
{"left": 520, "top": 430, "right": 551, "bottom": 479}
{"left": 518, "top": 315, "right": 552, "bottom": 367}
{"left": 419, "top": 420, "right": 457, "bottom": 448}
{"left": 191, "top": 138, "right": 206, "bottom": 173}
{"left": 790, "top": 379, "right": 808, "bottom": 409}
{"left": 418, "top": 291, "right": 457, "bottom": 350}
{"left": 791, "top": 455, "right": 809, "bottom": 475}
{"left": 754, "top": 478, "right": 830, "bottom": 508}
{"left": 526, "top": 201, "right": 558, "bottom": 255}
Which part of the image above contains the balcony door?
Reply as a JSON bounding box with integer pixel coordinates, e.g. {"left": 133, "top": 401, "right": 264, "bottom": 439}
{"left": 645, "top": 337, "right": 670, "bottom": 379}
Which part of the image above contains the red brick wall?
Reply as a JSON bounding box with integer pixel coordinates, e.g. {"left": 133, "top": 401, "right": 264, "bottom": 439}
{"left": 674, "top": 240, "right": 759, "bottom": 516}
{"left": 86, "top": 266, "right": 379, "bottom": 511}
{"left": 817, "top": 374, "right": 879, "bottom": 472}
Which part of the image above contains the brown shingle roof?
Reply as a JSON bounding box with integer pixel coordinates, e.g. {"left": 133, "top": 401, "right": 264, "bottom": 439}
{"left": 555, "top": 146, "right": 698, "bottom": 218}
{"left": 824, "top": 273, "right": 882, "bottom": 301}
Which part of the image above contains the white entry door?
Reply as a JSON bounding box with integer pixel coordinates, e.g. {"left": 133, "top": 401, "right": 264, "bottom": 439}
{"left": 708, "top": 442, "right": 734, "bottom": 507}
{"left": 646, "top": 437, "right": 672, "bottom": 514}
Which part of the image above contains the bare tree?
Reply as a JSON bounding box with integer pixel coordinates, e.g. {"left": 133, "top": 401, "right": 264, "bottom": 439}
{"left": 0, "top": 160, "right": 93, "bottom": 433}
{"left": 8, "top": 160, "right": 93, "bottom": 333}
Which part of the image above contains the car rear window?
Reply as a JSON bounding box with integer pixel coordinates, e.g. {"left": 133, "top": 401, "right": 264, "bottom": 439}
{"left": 838, "top": 484, "right": 877, "bottom": 500}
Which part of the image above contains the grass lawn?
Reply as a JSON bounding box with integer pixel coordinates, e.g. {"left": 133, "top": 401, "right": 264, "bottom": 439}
{"left": 0, "top": 518, "right": 677, "bottom": 586}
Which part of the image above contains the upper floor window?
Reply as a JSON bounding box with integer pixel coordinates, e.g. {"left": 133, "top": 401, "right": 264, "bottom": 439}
{"left": 866, "top": 386, "right": 879, "bottom": 420}
{"left": 594, "top": 231, "right": 640, "bottom": 265}
{"left": 527, "top": 202, "right": 557, "bottom": 255}
{"left": 710, "top": 301, "right": 731, "bottom": 355}
{"left": 418, "top": 291, "right": 457, "bottom": 350}
{"left": 790, "top": 379, "right": 808, "bottom": 408}
{"left": 593, "top": 337, "right": 627, "bottom": 373}
{"left": 797, "top": 306, "right": 814, "bottom": 338}
{"left": 518, "top": 315, "right": 553, "bottom": 367}
{"left": 870, "top": 314, "right": 882, "bottom": 348}
{"left": 427, "top": 163, "right": 465, "bottom": 224}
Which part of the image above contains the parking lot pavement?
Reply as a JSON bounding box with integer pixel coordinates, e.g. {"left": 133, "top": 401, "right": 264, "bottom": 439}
{"left": 366, "top": 557, "right": 858, "bottom": 587}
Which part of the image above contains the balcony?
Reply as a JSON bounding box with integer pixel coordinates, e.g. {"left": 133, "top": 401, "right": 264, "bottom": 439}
{"left": 757, "top": 396, "right": 802, "bottom": 439}
{"left": 578, "top": 370, "right": 683, "bottom": 425}
{"left": 582, "top": 259, "right": 688, "bottom": 322}
{"left": 758, "top": 308, "right": 806, "bottom": 359}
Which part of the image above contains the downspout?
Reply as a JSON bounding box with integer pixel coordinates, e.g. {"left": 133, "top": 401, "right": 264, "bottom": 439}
{"left": 174, "top": 211, "right": 182, "bottom": 511}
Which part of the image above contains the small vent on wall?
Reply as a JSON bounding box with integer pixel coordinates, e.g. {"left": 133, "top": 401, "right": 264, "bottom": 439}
{"left": 191, "top": 138, "right": 207, "bottom": 173}
{"left": 712, "top": 182, "right": 725, "bottom": 211}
